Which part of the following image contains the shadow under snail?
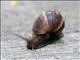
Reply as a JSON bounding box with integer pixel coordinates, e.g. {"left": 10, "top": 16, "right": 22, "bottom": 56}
{"left": 12, "top": 9, "right": 65, "bottom": 49}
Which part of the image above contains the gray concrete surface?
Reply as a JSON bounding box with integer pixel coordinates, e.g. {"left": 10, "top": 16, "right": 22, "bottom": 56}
{"left": 1, "top": 1, "right": 80, "bottom": 60}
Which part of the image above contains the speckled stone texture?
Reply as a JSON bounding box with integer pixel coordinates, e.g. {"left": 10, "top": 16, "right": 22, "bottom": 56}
{"left": 1, "top": 1, "right": 80, "bottom": 60}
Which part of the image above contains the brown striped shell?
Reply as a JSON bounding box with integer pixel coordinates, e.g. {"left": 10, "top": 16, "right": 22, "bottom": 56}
{"left": 32, "top": 9, "right": 64, "bottom": 35}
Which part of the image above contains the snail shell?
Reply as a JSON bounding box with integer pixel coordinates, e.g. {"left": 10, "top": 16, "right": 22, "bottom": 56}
{"left": 32, "top": 9, "right": 64, "bottom": 35}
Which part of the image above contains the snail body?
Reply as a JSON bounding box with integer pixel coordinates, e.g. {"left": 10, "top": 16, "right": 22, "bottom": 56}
{"left": 27, "top": 9, "right": 65, "bottom": 49}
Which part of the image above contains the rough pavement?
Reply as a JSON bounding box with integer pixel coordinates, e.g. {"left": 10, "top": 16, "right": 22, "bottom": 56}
{"left": 1, "top": 1, "right": 80, "bottom": 60}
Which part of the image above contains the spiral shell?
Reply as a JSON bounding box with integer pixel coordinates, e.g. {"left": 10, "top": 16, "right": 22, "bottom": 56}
{"left": 32, "top": 9, "right": 64, "bottom": 35}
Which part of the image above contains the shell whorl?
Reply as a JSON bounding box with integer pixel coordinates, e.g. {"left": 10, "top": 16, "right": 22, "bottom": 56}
{"left": 46, "top": 10, "right": 64, "bottom": 32}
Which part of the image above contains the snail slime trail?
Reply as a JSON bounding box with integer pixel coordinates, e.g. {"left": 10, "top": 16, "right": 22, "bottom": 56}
{"left": 12, "top": 9, "right": 65, "bottom": 50}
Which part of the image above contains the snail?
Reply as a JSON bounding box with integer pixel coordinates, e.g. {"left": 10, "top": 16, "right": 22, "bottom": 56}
{"left": 12, "top": 9, "right": 65, "bottom": 49}
{"left": 27, "top": 9, "right": 65, "bottom": 49}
